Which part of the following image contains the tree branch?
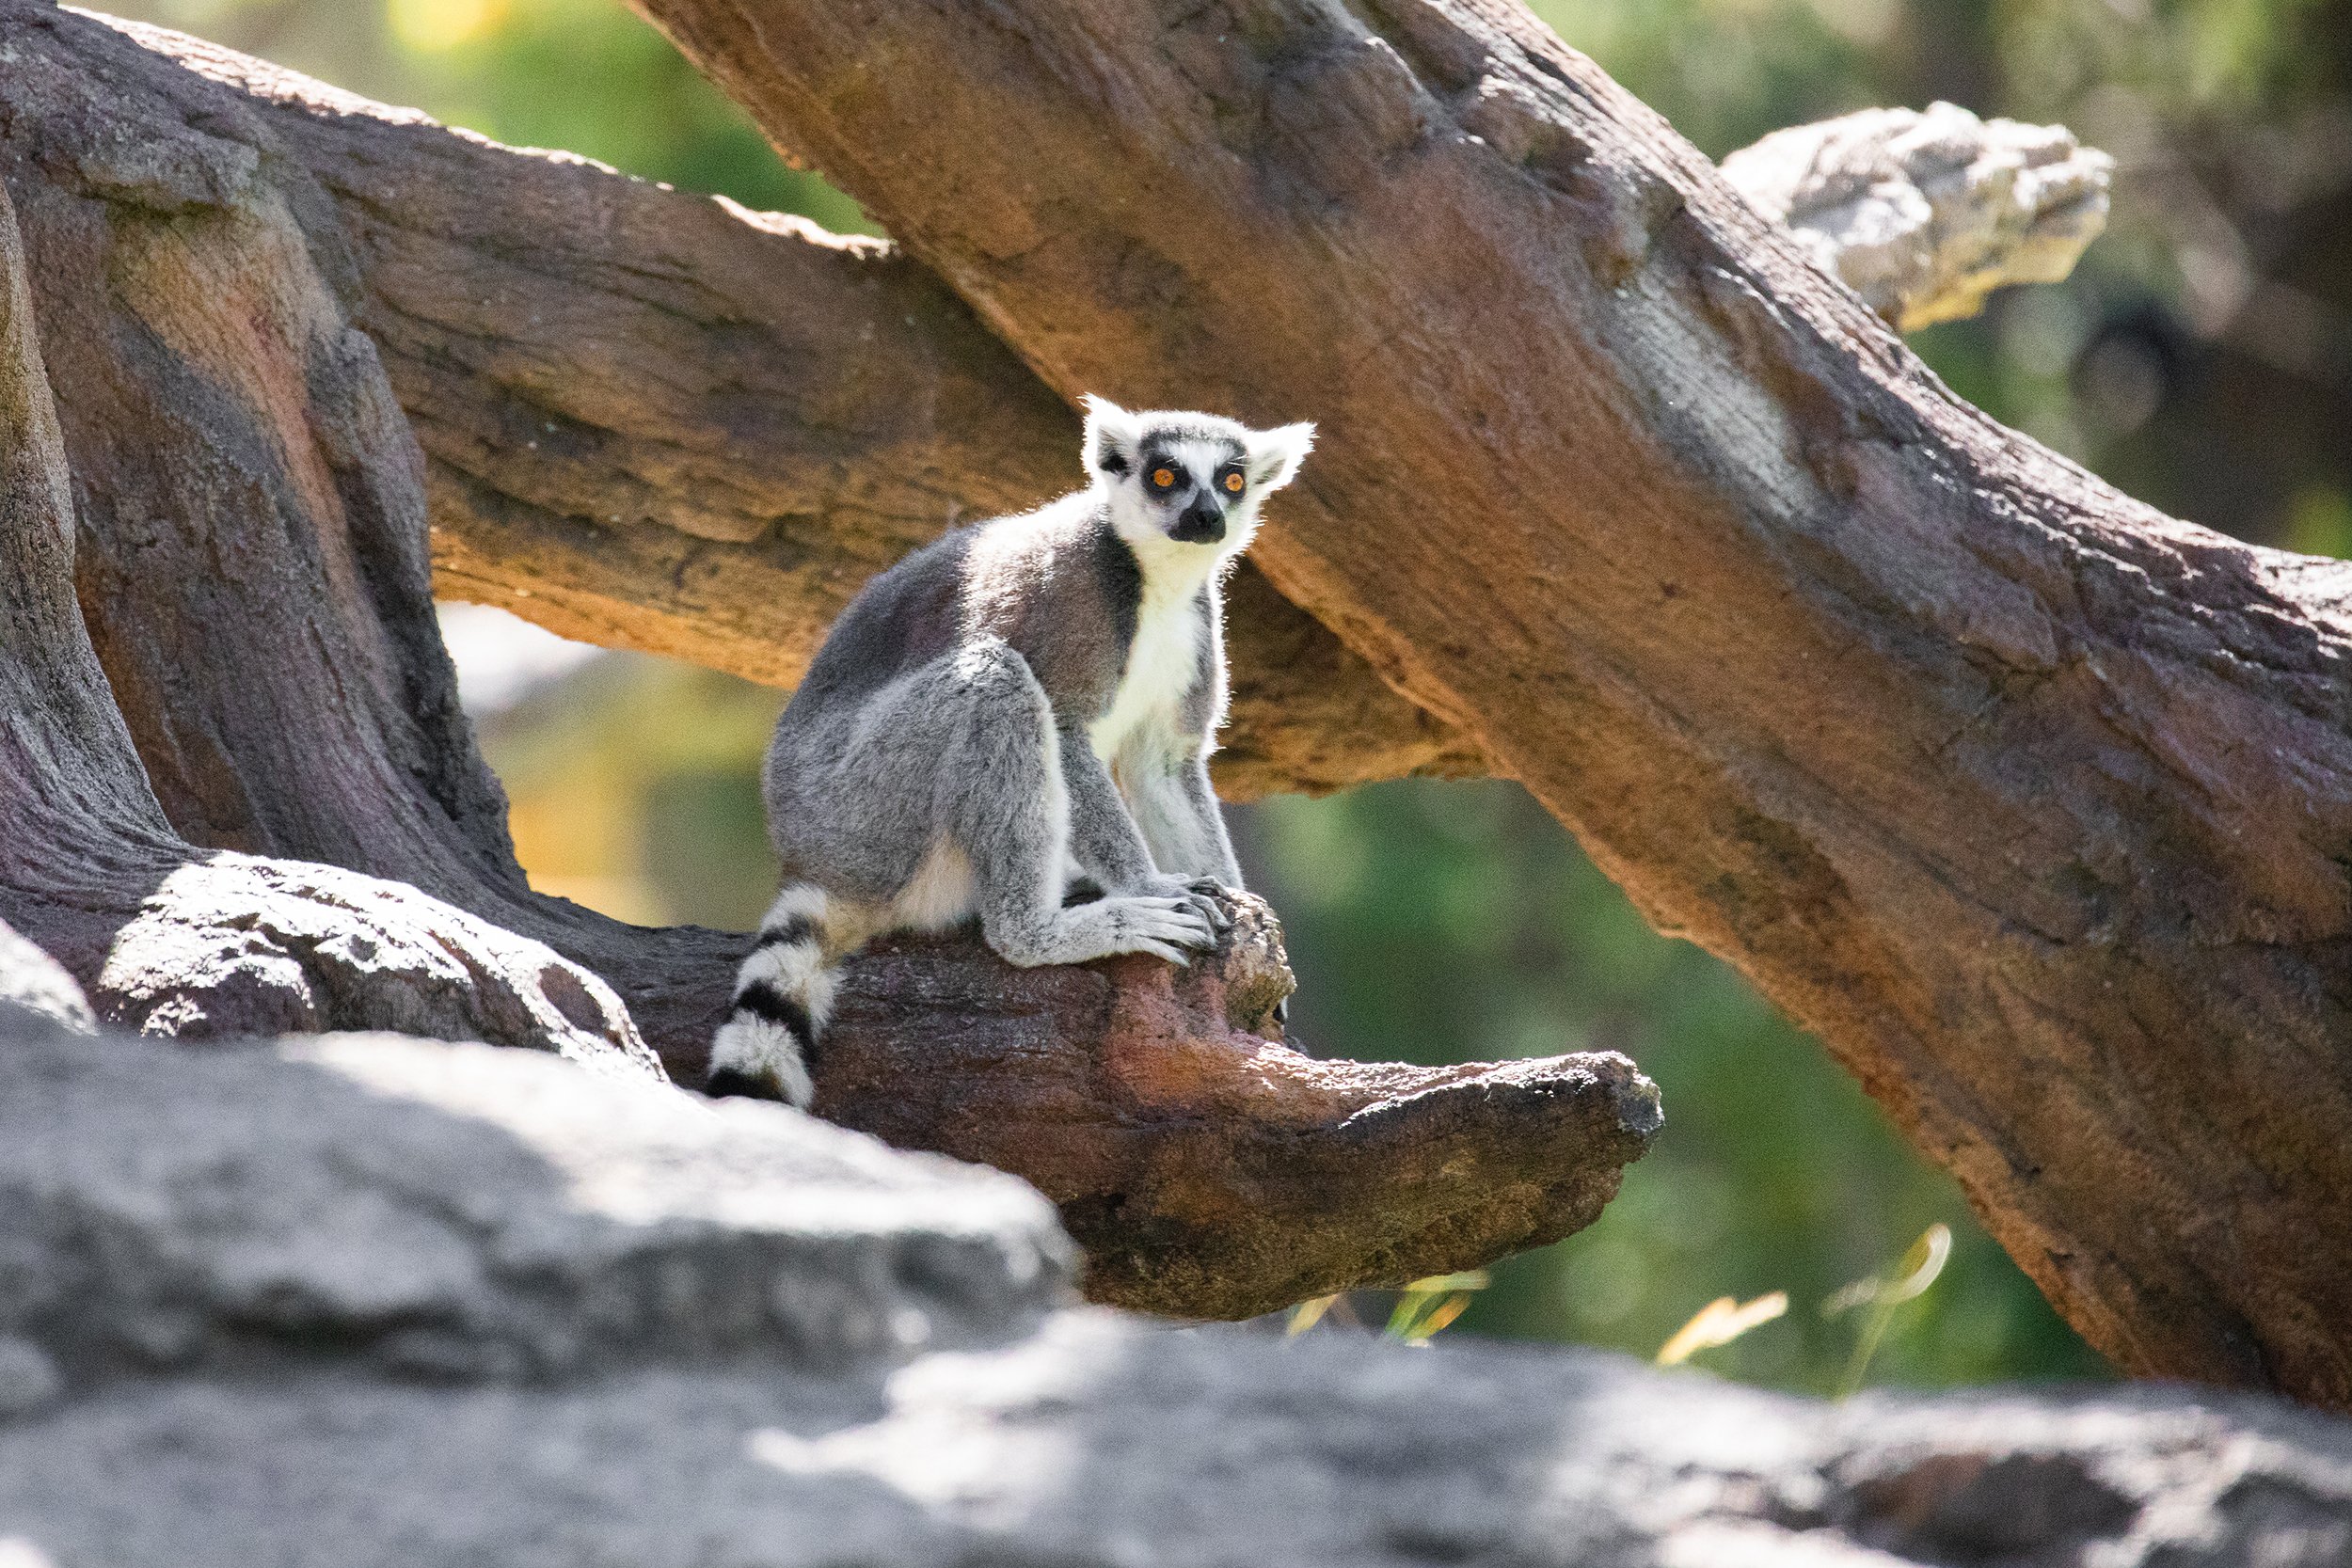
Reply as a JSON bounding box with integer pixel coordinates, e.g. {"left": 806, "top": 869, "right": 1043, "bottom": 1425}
{"left": 820, "top": 893, "right": 1659, "bottom": 1316}
{"left": 125, "top": 15, "right": 1476, "bottom": 798}
{"left": 626, "top": 0, "right": 2352, "bottom": 1405}
{"left": 110, "top": 17, "right": 2103, "bottom": 800}
{"left": 0, "top": 0, "right": 1647, "bottom": 1316}
{"left": 1721, "top": 100, "right": 2112, "bottom": 332}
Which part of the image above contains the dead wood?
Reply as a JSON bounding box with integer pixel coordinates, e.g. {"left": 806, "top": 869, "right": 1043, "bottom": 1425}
{"left": 0, "top": 0, "right": 1642, "bottom": 1318}
{"left": 820, "top": 894, "right": 1659, "bottom": 1317}
{"left": 123, "top": 16, "right": 1477, "bottom": 799}
{"left": 626, "top": 0, "right": 2352, "bottom": 1404}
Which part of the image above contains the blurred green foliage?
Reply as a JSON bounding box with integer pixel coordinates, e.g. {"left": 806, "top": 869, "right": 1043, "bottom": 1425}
{"left": 104, "top": 0, "right": 2352, "bottom": 1391}
{"left": 1239, "top": 783, "right": 2106, "bottom": 1390}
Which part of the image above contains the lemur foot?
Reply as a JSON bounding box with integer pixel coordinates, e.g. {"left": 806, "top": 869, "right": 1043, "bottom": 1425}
{"left": 1109, "top": 894, "right": 1217, "bottom": 964}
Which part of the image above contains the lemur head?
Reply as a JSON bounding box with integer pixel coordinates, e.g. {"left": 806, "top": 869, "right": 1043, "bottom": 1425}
{"left": 1082, "top": 396, "right": 1314, "bottom": 566}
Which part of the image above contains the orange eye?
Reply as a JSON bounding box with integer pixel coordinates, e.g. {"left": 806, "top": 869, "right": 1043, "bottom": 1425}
{"left": 1151, "top": 467, "right": 1176, "bottom": 489}
{"left": 1223, "top": 471, "right": 1246, "bottom": 494}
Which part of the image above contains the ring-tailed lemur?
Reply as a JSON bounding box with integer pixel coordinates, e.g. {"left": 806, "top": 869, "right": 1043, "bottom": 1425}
{"left": 707, "top": 397, "right": 1315, "bottom": 1105}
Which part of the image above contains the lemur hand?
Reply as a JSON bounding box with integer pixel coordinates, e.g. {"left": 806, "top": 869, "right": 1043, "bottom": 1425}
{"left": 1142, "top": 874, "right": 1234, "bottom": 937}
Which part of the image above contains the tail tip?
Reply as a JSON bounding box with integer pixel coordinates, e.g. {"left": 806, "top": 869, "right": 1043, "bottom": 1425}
{"left": 707, "top": 1014, "right": 816, "bottom": 1109}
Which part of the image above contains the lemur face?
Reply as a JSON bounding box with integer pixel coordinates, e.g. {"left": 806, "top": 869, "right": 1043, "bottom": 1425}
{"left": 1081, "top": 396, "right": 1316, "bottom": 562}
{"left": 1137, "top": 434, "right": 1248, "bottom": 546}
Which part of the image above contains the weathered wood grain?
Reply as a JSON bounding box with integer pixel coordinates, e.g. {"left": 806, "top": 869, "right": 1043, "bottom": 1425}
{"left": 822, "top": 893, "right": 1658, "bottom": 1317}
{"left": 0, "top": 0, "right": 1629, "bottom": 1319}
{"left": 135, "top": 16, "right": 1480, "bottom": 798}
{"left": 627, "top": 0, "right": 2352, "bottom": 1402}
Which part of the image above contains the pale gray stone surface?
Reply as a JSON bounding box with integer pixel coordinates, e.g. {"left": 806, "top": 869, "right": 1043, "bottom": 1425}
{"left": 0, "top": 1011, "right": 2348, "bottom": 1565}
{"left": 0, "top": 1026, "right": 1072, "bottom": 1386}
{"left": 0, "top": 919, "right": 90, "bottom": 1036}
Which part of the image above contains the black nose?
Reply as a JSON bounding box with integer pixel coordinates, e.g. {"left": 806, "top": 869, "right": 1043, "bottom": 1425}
{"left": 1170, "top": 498, "right": 1225, "bottom": 545}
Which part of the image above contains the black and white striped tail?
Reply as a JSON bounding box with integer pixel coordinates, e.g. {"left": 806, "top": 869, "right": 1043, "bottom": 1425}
{"left": 707, "top": 883, "right": 833, "bottom": 1108}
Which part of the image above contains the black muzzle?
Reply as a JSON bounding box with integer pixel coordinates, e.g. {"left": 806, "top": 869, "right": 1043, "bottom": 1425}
{"left": 1169, "top": 498, "right": 1226, "bottom": 545}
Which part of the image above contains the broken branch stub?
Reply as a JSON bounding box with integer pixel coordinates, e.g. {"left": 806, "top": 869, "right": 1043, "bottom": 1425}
{"left": 1720, "top": 101, "right": 2113, "bottom": 331}
{"left": 818, "top": 895, "right": 1661, "bottom": 1319}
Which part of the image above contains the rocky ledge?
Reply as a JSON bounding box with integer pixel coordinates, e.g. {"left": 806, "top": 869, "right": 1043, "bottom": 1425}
{"left": 0, "top": 1012, "right": 2348, "bottom": 1566}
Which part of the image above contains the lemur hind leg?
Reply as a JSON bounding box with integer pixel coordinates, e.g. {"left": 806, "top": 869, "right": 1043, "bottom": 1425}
{"left": 941, "top": 641, "right": 1215, "bottom": 968}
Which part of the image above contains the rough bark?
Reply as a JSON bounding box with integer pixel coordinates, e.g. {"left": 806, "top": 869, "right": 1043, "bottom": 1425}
{"left": 117, "top": 15, "right": 1477, "bottom": 798}
{"left": 820, "top": 894, "right": 1659, "bottom": 1316}
{"left": 0, "top": 9, "right": 715, "bottom": 1066}
{"left": 0, "top": 0, "right": 1644, "bottom": 1317}
{"left": 628, "top": 0, "right": 2352, "bottom": 1404}
{"left": 8, "top": 1020, "right": 2352, "bottom": 1568}
{"left": 0, "top": 160, "right": 660, "bottom": 1077}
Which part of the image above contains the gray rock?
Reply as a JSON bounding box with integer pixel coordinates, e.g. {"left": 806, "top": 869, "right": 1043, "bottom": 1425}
{"left": 4, "top": 1314, "right": 2351, "bottom": 1566}
{"left": 0, "top": 916, "right": 93, "bottom": 1035}
{"left": 2, "top": 1021, "right": 2349, "bottom": 1566}
{"left": 0, "top": 1027, "right": 1072, "bottom": 1387}
{"left": 0, "top": 1337, "right": 59, "bottom": 1418}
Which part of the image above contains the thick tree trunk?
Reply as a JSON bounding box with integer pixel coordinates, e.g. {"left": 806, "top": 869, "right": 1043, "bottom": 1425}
{"left": 0, "top": 8, "right": 741, "bottom": 1062}
{"left": 0, "top": 168, "right": 660, "bottom": 1077}
{"left": 625, "top": 0, "right": 2352, "bottom": 1403}
{"left": 0, "top": 0, "right": 1649, "bottom": 1318}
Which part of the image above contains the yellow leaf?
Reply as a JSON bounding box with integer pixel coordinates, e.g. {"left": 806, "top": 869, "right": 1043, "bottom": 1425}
{"left": 1402, "top": 1270, "right": 1491, "bottom": 1294}
{"left": 1882, "top": 1223, "right": 1953, "bottom": 1305}
{"left": 1824, "top": 1223, "right": 1954, "bottom": 1317}
{"left": 1406, "top": 1292, "right": 1474, "bottom": 1341}
{"left": 1831, "top": 1224, "right": 1957, "bottom": 1397}
{"left": 1287, "top": 1294, "right": 1338, "bottom": 1337}
{"left": 1656, "top": 1291, "right": 1788, "bottom": 1366}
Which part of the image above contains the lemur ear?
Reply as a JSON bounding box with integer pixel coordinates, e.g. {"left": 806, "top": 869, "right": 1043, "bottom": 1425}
{"left": 1081, "top": 395, "right": 1140, "bottom": 479}
{"left": 1247, "top": 420, "right": 1316, "bottom": 493}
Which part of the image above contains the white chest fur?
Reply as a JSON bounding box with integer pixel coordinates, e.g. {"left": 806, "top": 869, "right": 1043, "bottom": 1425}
{"left": 1089, "top": 576, "right": 1205, "bottom": 768}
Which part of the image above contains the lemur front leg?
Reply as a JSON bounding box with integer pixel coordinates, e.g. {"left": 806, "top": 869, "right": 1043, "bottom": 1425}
{"left": 933, "top": 644, "right": 1216, "bottom": 969}
{"left": 1128, "top": 753, "right": 1243, "bottom": 883}
{"left": 1058, "top": 728, "right": 1230, "bottom": 937}
{"left": 1136, "top": 751, "right": 1271, "bottom": 1014}
{"left": 1119, "top": 750, "right": 1240, "bottom": 934}
{"left": 1057, "top": 725, "right": 1159, "bottom": 894}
